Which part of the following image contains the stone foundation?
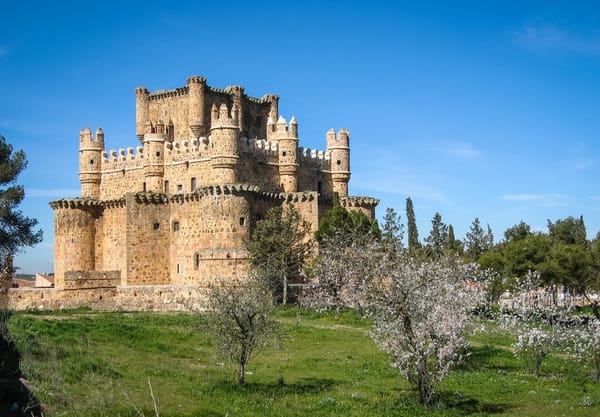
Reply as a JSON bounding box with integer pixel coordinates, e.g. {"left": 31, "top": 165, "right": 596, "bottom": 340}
{"left": 6, "top": 285, "right": 209, "bottom": 312}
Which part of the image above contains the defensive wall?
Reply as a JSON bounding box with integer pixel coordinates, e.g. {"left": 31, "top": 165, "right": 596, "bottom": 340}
{"left": 7, "top": 271, "right": 208, "bottom": 312}
{"left": 42, "top": 75, "right": 379, "bottom": 309}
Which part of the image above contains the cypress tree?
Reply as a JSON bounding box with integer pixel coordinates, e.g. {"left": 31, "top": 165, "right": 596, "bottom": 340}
{"left": 406, "top": 197, "right": 420, "bottom": 252}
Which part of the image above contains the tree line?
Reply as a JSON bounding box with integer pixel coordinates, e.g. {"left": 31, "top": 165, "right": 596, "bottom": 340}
{"left": 396, "top": 198, "right": 600, "bottom": 308}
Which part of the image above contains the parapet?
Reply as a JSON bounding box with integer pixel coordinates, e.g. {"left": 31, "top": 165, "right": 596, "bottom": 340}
{"left": 79, "top": 127, "right": 105, "bottom": 149}
{"left": 326, "top": 128, "right": 350, "bottom": 149}
{"left": 339, "top": 196, "right": 380, "bottom": 208}
{"left": 187, "top": 76, "right": 206, "bottom": 85}
{"left": 210, "top": 103, "right": 239, "bottom": 129}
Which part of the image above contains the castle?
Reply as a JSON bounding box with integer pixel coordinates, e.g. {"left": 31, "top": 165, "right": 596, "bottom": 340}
{"left": 49, "top": 76, "right": 379, "bottom": 290}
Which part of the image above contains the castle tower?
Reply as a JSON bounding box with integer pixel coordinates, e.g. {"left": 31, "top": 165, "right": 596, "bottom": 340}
{"left": 79, "top": 127, "right": 104, "bottom": 199}
{"left": 52, "top": 203, "right": 98, "bottom": 288}
{"left": 326, "top": 128, "right": 351, "bottom": 197}
{"left": 135, "top": 87, "right": 150, "bottom": 142}
{"left": 187, "top": 76, "right": 206, "bottom": 138}
{"left": 276, "top": 116, "right": 299, "bottom": 192}
{"left": 210, "top": 103, "right": 240, "bottom": 184}
{"left": 143, "top": 120, "right": 166, "bottom": 192}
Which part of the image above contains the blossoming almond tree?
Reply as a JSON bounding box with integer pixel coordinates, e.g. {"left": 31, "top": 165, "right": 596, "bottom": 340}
{"left": 513, "top": 327, "right": 556, "bottom": 376}
{"left": 566, "top": 318, "right": 600, "bottom": 381}
{"left": 369, "top": 256, "right": 484, "bottom": 405}
{"left": 204, "top": 278, "right": 282, "bottom": 384}
{"left": 301, "top": 236, "right": 383, "bottom": 318}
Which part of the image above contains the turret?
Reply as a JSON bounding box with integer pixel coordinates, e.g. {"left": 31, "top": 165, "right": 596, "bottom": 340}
{"left": 210, "top": 103, "right": 240, "bottom": 184}
{"left": 135, "top": 87, "right": 150, "bottom": 143}
{"left": 326, "top": 128, "right": 351, "bottom": 197}
{"left": 226, "top": 85, "right": 245, "bottom": 135}
{"left": 275, "top": 116, "right": 299, "bottom": 192}
{"left": 79, "top": 127, "right": 104, "bottom": 199}
{"left": 143, "top": 120, "right": 166, "bottom": 192}
{"left": 187, "top": 76, "right": 206, "bottom": 138}
{"left": 265, "top": 94, "right": 279, "bottom": 121}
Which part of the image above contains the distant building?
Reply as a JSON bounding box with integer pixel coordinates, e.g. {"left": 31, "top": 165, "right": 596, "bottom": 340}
{"left": 50, "top": 76, "right": 378, "bottom": 289}
{"left": 35, "top": 273, "right": 54, "bottom": 288}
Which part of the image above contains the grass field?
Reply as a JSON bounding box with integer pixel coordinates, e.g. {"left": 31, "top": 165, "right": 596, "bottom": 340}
{"left": 6, "top": 307, "right": 600, "bottom": 416}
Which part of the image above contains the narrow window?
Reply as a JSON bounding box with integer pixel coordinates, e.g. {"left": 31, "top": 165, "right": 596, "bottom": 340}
{"left": 176, "top": 264, "right": 182, "bottom": 274}
{"left": 191, "top": 177, "right": 197, "bottom": 191}
{"left": 336, "top": 159, "right": 341, "bottom": 165}
{"left": 173, "top": 221, "right": 179, "bottom": 232}
{"left": 194, "top": 253, "right": 200, "bottom": 269}
{"left": 239, "top": 216, "right": 245, "bottom": 226}
{"left": 282, "top": 151, "right": 287, "bottom": 156}
{"left": 89, "top": 159, "right": 94, "bottom": 165}
{"left": 177, "top": 184, "right": 183, "bottom": 192}
{"left": 156, "top": 151, "right": 161, "bottom": 157}
{"left": 164, "top": 180, "right": 169, "bottom": 193}
{"left": 153, "top": 222, "right": 160, "bottom": 230}
{"left": 143, "top": 182, "right": 147, "bottom": 192}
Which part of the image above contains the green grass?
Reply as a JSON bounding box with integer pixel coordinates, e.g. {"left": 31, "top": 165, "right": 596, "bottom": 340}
{"left": 5, "top": 307, "right": 600, "bottom": 416}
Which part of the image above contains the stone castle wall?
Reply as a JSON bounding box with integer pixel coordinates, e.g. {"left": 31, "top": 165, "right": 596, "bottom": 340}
{"left": 7, "top": 285, "right": 209, "bottom": 312}
{"left": 97, "top": 136, "right": 332, "bottom": 200}
{"left": 63, "top": 270, "right": 121, "bottom": 290}
{"left": 50, "top": 75, "right": 379, "bottom": 298}
{"left": 95, "top": 201, "right": 127, "bottom": 275}
{"left": 141, "top": 82, "right": 275, "bottom": 142}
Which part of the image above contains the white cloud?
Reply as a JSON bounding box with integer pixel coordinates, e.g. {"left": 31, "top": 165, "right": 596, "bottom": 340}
{"left": 434, "top": 141, "right": 480, "bottom": 158}
{"left": 501, "top": 193, "right": 568, "bottom": 207}
{"left": 0, "top": 119, "right": 14, "bottom": 128}
{"left": 566, "top": 157, "right": 595, "bottom": 171}
{"left": 27, "top": 188, "right": 80, "bottom": 198}
{"left": 513, "top": 24, "right": 600, "bottom": 56}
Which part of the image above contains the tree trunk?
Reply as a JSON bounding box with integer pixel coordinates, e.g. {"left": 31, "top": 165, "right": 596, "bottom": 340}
{"left": 238, "top": 361, "right": 245, "bottom": 385}
{"left": 283, "top": 270, "right": 288, "bottom": 305}
{"left": 417, "top": 372, "right": 433, "bottom": 405}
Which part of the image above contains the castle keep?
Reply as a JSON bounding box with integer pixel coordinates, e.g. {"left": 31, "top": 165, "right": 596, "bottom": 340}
{"left": 50, "top": 76, "right": 379, "bottom": 290}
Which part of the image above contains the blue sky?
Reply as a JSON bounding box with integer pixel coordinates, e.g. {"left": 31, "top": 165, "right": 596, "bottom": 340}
{"left": 2, "top": 1, "right": 599, "bottom": 274}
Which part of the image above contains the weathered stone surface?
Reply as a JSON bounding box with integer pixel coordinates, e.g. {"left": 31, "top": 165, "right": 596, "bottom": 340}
{"left": 48, "top": 75, "right": 379, "bottom": 303}
{"left": 7, "top": 285, "right": 208, "bottom": 312}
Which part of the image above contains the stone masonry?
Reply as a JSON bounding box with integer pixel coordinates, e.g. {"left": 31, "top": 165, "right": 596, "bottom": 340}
{"left": 49, "top": 75, "right": 379, "bottom": 293}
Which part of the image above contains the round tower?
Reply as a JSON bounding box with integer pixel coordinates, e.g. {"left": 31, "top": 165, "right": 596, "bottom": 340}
{"left": 51, "top": 202, "right": 98, "bottom": 289}
{"left": 187, "top": 76, "right": 206, "bottom": 138}
{"left": 326, "top": 128, "right": 351, "bottom": 197}
{"left": 210, "top": 103, "right": 240, "bottom": 184}
{"left": 276, "top": 116, "right": 299, "bottom": 192}
{"left": 143, "top": 120, "right": 166, "bottom": 192}
{"left": 135, "top": 87, "right": 150, "bottom": 142}
{"left": 79, "top": 127, "right": 104, "bottom": 199}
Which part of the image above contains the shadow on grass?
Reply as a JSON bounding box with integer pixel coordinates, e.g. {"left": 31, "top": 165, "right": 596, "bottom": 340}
{"left": 211, "top": 377, "right": 336, "bottom": 396}
{"left": 1, "top": 290, "right": 44, "bottom": 417}
{"left": 459, "top": 345, "right": 519, "bottom": 373}
{"left": 437, "top": 390, "right": 512, "bottom": 415}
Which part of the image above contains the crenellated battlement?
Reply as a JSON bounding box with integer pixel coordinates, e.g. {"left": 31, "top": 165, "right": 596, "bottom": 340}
{"left": 54, "top": 74, "right": 377, "bottom": 296}
{"left": 246, "top": 93, "right": 279, "bottom": 104}
{"left": 187, "top": 76, "right": 206, "bottom": 84}
{"left": 326, "top": 128, "right": 350, "bottom": 149}
{"left": 148, "top": 87, "right": 189, "bottom": 100}
{"left": 210, "top": 102, "right": 239, "bottom": 129}
{"left": 79, "top": 127, "right": 105, "bottom": 148}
